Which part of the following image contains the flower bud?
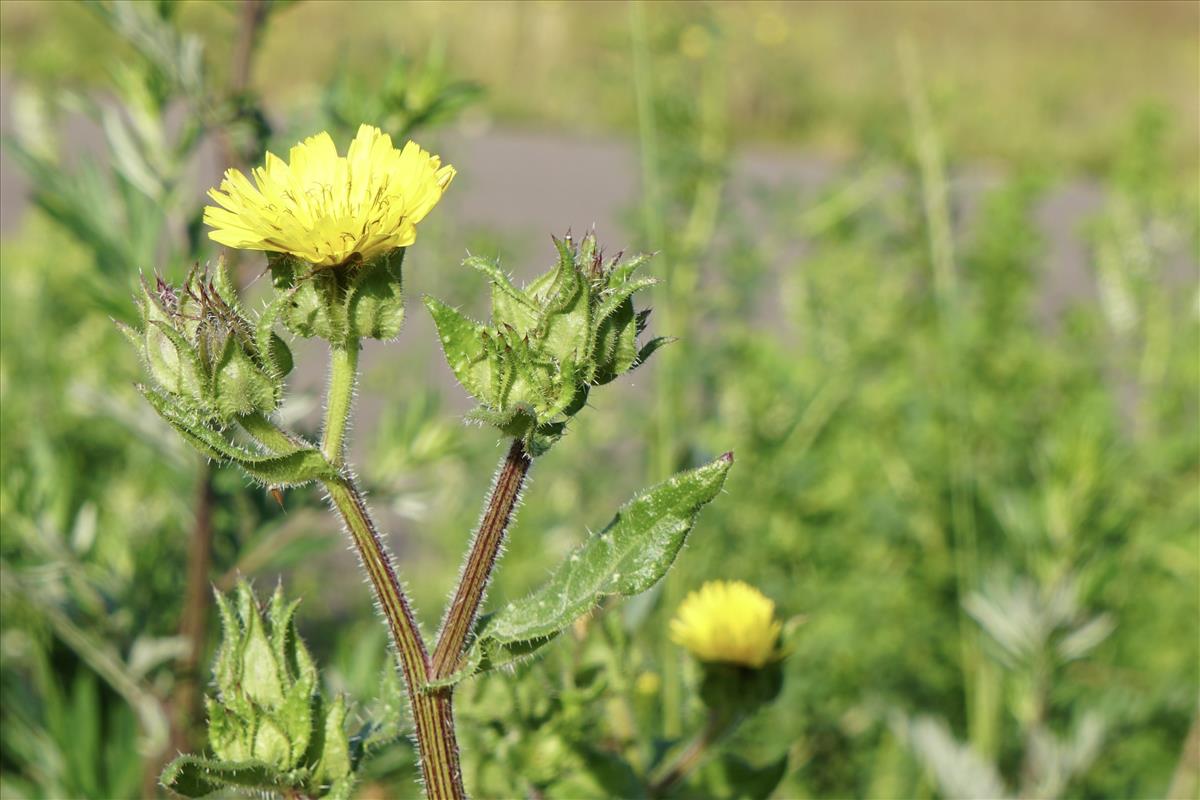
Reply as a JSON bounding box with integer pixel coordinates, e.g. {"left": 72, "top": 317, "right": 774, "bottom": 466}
{"left": 267, "top": 247, "right": 405, "bottom": 344}
{"left": 121, "top": 260, "right": 290, "bottom": 423}
{"left": 204, "top": 582, "right": 353, "bottom": 793}
{"left": 426, "top": 232, "right": 670, "bottom": 454}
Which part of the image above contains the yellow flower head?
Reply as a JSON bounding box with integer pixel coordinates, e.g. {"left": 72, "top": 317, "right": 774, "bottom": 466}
{"left": 203, "top": 124, "right": 455, "bottom": 267}
{"left": 670, "top": 580, "right": 782, "bottom": 668}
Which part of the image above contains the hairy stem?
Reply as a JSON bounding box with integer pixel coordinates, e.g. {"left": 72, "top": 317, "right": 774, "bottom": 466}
{"left": 323, "top": 478, "right": 464, "bottom": 799}
{"left": 432, "top": 439, "right": 532, "bottom": 679}
{"left": 322, "top": 339, "right": 359, "bottom": 465}
{"left": 314, "top": 341, "right": 463, "bottom": 799}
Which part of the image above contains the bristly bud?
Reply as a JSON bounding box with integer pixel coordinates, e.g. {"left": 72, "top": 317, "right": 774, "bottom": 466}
{"left": 267, "top": 247, "right": 405, "bottom": 345}
{"left": 425, "top": 231, "right": 670, "bottom": 455}
{"left": 121, "top": 258, "right": 291, "bottom": 424}
{"left": 161, "top": 581, "right": 355, "bottom": 799}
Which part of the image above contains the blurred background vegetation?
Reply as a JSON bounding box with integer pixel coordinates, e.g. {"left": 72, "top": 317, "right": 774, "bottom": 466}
{"left": 0, "top": 1, "right": 1196, "bottom": 799}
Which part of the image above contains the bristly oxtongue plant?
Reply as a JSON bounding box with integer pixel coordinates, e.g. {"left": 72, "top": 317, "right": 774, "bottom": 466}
{"left": 127, "top": 125, "right": 732, "bottom": 800}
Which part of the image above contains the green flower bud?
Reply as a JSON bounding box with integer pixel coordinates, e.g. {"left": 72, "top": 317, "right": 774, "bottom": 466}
{"left": 169, "top": 581, "right": 355, "bottom": 799}
{"left": 268, "top": 247, "right": 405, "bottom": 345}
{"left": 209, "top": 582, "right": 317, "bottom": 769}
{"left": 121, "top": 260, "right": 290, "bottom": 424}
{"left": 426, "top": 232, "right": 670, "bottom": 454}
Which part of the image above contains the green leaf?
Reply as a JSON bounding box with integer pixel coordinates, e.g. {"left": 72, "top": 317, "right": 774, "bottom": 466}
{"left": 207, "top": 697, "right": 251, "bottom": 762}
{"left": 276, "top": 265, "right": 345, "bottom": 342}
{"left": 252, "top": 716, "right": 293, "bottom": 767}
{"left": 347, "top": 249, "right": 406, "bottom": 340}
{"left": 449, "top": 454, "right": 734, "bottom": 681}
{"left": 310, "top": 694, "right": 353, "bottom": 787}
{"left": 212, "top": 256, "right": 241, "bottom": 310}
{"left": 238, "top": 582, "right": 285, "bottom": 708}
{"left": 146, "top": 318, "right": 205, "bottom": 400}
{"left": 138, "top": 386, "right": 339, "bottom": 486}
{"left": 256, "top": 296, "right": 294, "bottom": 379}
{"left": 214, "top": 336, "right": 277, "bottom": 418}
{"left": 467, "top": 255, "right": 539, "bottom": 334}
{"left": 594, "top": 275, "right": 657, "bottom": 326}
{"left": 424, "top": 296, "right": 490, "bottom": 399}
{"left": 160, "top": 755, "right": 305, "bottom": 798}
{"left": 635, "top": 336, "right": 675, "bottom": 369}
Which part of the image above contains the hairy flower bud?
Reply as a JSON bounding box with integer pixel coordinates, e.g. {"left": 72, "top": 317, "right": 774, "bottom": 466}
{"left": 268, "top": 247, "right": 406, "bottom": 344}
{"left": 159, "top": 582, "right": 355, "bottom": 799}
{"left": 426, "top": 232, "right": 670, "bottom": 454}
{"left": 121, "top": 260, "right": 291, "bottom": 423}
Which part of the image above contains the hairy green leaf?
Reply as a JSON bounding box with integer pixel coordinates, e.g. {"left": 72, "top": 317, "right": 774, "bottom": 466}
{"left": 439, "top": 454, "right": 733, "bottom": 683}
{"left": 138, "top": 386, "right": 338, "bottom": 486}
{"left": 160, "top": 755, "right": 305, "bottom": 798}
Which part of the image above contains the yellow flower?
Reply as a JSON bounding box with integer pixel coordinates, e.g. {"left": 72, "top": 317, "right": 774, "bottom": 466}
{"left": 204, "top": 124, "right": 455, "bottom": 267}
{"left": 670, "top": 580, "right": 781, "bottom": 668}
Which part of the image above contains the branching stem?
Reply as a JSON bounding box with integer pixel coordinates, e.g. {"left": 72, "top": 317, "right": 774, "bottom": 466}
{"left": 313, "top": 339, "right": 464, "bottom": 799}
{"left": 323, "top": 477, "right": 463, "bottom": 799}
{"left": 432, "top": 439, "right": 532, "bottom": 679}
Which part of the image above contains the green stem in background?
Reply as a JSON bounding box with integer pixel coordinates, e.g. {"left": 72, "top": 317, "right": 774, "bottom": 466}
{"left": 899, "top": 38, "right": 993, "bottom": 756}
{"left": 431, "top": 439, "right": 532, "bottom": 679}
{"left": 630, "top": 0, "right": 688, "bottom": 739}
{"left": 170, "top": 462, "right": 215, "bottom": 754}
{"left": 631, "top": 0, "right": 731, "bottom": 738}
{"left": 322, "top": 339, "right": 359, "bottom": 465}
{"left": 648, "top": 711, "right": 740, "bottom": 798}
{"left": 629, "top": 0, "right": 673, "bottom": 482}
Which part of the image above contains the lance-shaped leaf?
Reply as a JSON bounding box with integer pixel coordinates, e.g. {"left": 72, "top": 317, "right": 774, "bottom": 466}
{"left": 425, "top": 297, "right": 491, "bottom": 400}
{"left": 139, "top": 386, "right": 339, "bottom": 486}
{"left": 434, "top": 453, "right": 733, "bottom": 684}
{"left": 160, "top": 756, "right": 307, "bottom": 798}
{"left": 467, "top": 256, "right": 540, "bottom": 334}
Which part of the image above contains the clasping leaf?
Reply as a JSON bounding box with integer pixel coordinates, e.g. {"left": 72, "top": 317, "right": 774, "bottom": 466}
{"left": 432, "top": 453, "right": 733, "bottom": 685}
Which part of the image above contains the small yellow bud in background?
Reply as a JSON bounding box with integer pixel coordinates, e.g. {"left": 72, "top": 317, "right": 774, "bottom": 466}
{"left": 670, "top": 580, "right": 782, "bottom": 669}
{"left": 635, "top": 671, "right": 662, "bottom": 696}
{"left": 679, "top": 24, "right": 711, "bottom": 61}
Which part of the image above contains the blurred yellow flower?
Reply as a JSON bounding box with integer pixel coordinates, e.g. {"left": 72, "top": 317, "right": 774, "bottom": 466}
{"left": 679, "top": 24, "right": 711, "bottom": 61}
{"left": 204, "top": 124, "right": 455, "bottom": 267}
{"left": 670, "top": 580, "right": 781, "bottom": 668}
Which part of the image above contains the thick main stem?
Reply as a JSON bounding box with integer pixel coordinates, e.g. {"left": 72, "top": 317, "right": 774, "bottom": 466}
{"left": 324, "top": 477, "right": 464, "bottom": 799}
{"left": 432, "top": 439, "right": 532, "bottom": 679}
{"left": 314, "top": 337, "right": 464, "bottom": 799}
